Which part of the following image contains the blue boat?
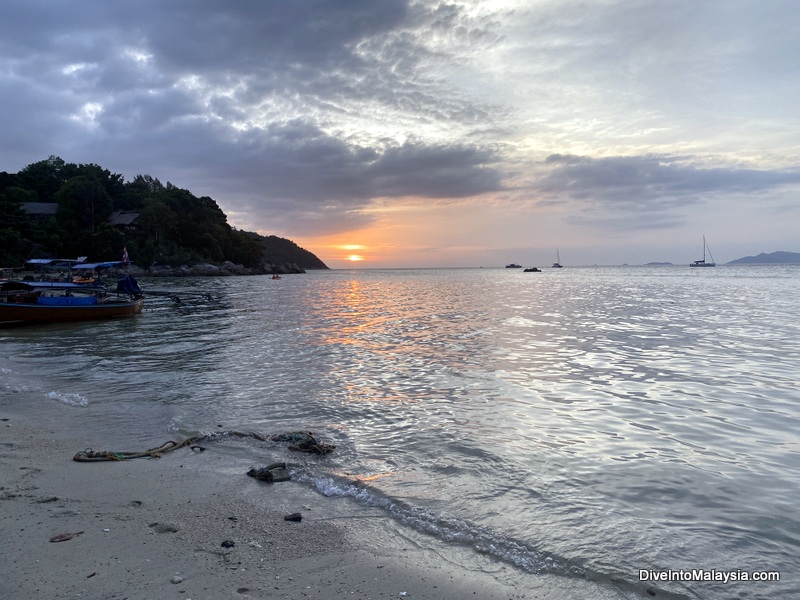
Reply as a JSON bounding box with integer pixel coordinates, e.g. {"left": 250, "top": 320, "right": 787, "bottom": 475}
{"left": 0, "top": 276, "right": 144, "bottom": 326}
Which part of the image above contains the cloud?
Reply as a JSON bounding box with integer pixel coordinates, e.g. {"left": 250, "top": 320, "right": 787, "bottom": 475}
{"left": 2, "top": 1, "right": 800, "bottom": 262}
{"left": 535, "top": 153, "right": 800, "bottom": 209}
{"left": 1, "top": 0, "right": 508, "bottom": 237}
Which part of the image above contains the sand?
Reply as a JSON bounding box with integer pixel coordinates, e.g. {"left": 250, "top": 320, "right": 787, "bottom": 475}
{"left": 0, "top": 407, "right": 631, "bottom": 600}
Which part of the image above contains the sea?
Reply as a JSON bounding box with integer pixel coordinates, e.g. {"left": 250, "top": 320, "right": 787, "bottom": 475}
{"left": 2, "top": 266, "right": 798, "bottom": 599}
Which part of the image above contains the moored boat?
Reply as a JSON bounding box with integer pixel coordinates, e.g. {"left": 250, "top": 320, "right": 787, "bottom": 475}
{"left": 552, "top": 249, "right": 563, "bottom": 268}
{"left": 0, "top": 275, "right": 143, "bottom": 326}
{"left": 690, "top": 235, "right": 716, "bottom": 267}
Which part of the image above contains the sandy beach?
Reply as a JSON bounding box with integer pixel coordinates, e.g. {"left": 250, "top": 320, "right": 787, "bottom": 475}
{"left": 0, "top": 406, "right": 631, "bottom": 600}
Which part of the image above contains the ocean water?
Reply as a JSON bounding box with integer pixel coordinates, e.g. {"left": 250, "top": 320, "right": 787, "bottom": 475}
{"left": 2, "top": 266, "right": 798, "bottom": 599}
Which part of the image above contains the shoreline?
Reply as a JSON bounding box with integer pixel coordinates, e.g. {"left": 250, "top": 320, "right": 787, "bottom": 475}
{"left": 1, "top": 406, "right": 625, "bottom": 600}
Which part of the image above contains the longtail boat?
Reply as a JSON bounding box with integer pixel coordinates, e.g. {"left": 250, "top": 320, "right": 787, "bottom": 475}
{"left": 0, "top": 275, "right": 143, "bottom": 326}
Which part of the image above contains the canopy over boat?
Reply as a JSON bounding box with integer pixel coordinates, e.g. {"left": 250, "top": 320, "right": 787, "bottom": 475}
{"left": 72, "top": 261, "right": 129, "bottom": 270}
{"left": 25, "top": 257, "right": 88, "bottom": 267}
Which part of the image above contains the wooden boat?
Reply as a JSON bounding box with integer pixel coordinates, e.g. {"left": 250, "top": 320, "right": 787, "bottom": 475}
{"left": 0, "top": 276, "right": 143, "bottom": 326}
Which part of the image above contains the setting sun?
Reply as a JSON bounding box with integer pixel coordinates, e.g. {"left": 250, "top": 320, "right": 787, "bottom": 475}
{"left": 347, "top": 254, "right": 364, "bottom": 262}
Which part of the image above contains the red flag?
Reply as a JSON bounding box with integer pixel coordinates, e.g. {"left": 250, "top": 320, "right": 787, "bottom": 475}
{"left": 122, "top": 247, "right": 129, "bottom": 262}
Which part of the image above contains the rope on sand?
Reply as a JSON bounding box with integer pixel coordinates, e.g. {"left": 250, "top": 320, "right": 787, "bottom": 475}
{"left": 72, "top": 430, "right": 335, "bottom": 462}
{"left": 73, "top": 438, "right": 200, "bottom": 462}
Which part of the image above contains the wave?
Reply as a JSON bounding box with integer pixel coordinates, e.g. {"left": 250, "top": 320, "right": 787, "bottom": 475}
{"left": 293, "top": 470, "right": 692, "bottom": 600}
{"left": 46, "top": 390, "right": 89, "bottom": 407}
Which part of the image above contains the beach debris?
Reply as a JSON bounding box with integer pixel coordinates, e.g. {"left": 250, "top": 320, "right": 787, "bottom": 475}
{"left": 49, "top": 531, "right": 84, "bottom": 543}
{"left": 149, "top": 522, "right": 179, "bottom": 533}
{"left": 72, "top": 430, "right": 335, "bottom": 463}
{"left": 103, "top": 528, "right": 110, "bottom": 532}
{"left": 247, "top": 462, "right": 290, "bottom": 483}
{"left": 221, "top": 540, "right": 236, "bottom": 548}
{"left": 87, "top": 572, "right": 96, "bottom": 579}
{"left": 170, "top": 575, "right": 184, "bottom": 584}
{"left": 399, "top": 593, "right": 408, "bottom": 597}
{"left": 246, "top": 467, "right": 273, "bottom": 482}
{"left": 283, "top": 512, "right": 302, "bottom": 522}
{"left": 270, "top": 431, "right": 336, "bottom": 454}
{"left": 73, "top": 438, "right": 200, "bottom": 462}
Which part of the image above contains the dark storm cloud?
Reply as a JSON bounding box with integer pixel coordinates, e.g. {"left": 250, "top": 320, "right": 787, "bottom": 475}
{"left": 145, "top": 0, "right": 408, "bottom": 73}
{"left": 71, "top": 115, "right": 501, "bottom": 235}
{"left": 1, "top": 0, "right": 505, "bottom": 235}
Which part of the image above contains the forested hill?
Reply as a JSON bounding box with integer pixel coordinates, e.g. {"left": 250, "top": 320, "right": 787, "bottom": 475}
{"left": 0, "top": 156, "right": 328, "bottom": 271}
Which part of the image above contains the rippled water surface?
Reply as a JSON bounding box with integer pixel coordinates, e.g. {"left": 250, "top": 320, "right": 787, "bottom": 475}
{"left": 2, "top": 266, "right": 799, "bottom": 599}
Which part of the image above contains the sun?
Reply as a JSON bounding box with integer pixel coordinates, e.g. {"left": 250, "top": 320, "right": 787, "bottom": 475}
{"left": 347, "top": 254, "right": 364, "bottom": 262}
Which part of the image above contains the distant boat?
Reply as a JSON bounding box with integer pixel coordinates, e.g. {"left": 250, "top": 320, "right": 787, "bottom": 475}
{"left": 505, "top": 263, "right": 522, "bottom": 269}
{"left": 552, "top": 249, "right": 563, "bottom": 268}
{"left": 690, "top": 236, "right": 716, "bottom": 268}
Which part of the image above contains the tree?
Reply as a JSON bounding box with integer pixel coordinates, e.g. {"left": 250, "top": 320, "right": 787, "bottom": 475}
{"left": 91, "top": 223, "right": 125, "bottom": 260}
{"left": 55, "top": 176, "right": 113, "bottom": 235}
{"left": 4, "top": 157, "right": 329, "bottom": 269}
{"left": 0, "top": 190, "right": 36, "bottom": 264}
{"left": 0, "top": 228, "right": 28, "bottom": 266}
{"left": 17, "top": 156, "right": 75, "bottom": 201}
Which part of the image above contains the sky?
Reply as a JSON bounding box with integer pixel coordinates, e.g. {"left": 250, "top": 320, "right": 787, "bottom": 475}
{"left": 2, "top": 0, "right": 799, "bottom": 268}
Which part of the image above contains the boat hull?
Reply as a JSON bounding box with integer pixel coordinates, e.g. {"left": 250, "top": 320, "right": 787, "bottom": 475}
{"left": 0, "top": 298, "right": 143, "bottom": 326}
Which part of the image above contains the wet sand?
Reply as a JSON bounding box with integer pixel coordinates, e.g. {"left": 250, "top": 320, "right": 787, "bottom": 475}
{"left": 0, "top": 408, "right": 627, "bottom": 599}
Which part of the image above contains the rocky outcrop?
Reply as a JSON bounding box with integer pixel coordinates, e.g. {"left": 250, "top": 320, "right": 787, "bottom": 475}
{"left": 143, "top": 260, "right": 307, "bottom": 277}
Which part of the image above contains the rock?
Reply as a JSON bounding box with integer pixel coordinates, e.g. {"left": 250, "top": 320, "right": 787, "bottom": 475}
{"left": 284, "top": 513, "right": 302, "bottom": 522}
{"left": 190, "top": 263, "right": 220, "bottom": 276}
{"left": 170, "top": 575, "right": 184, "bottom": 584}
{"left": 247, "top": 467, "right": 273, "bottom": 482}
{"left": 221, "top": 540, "right": 235, "bottom": 548}
{"left": 247, "top": 462, "right": 290, "bottom": 483}
{"left": 149, "top": 522, "right": 179, "bottom": 533}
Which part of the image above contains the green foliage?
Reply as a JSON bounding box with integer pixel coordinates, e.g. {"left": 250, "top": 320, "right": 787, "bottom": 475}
{"left": 0, "top": 228, "right": 30, "bottom": 266}
{"left": 0, "top": 188, "right": 37, "bottom": 265}
{"left": 1, "top": 156, "right": 327, "bottom": 270}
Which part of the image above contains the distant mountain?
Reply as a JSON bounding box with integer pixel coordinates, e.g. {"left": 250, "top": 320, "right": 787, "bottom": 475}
{"left": 727, "top": 251, "right": 800, "bottom": 265}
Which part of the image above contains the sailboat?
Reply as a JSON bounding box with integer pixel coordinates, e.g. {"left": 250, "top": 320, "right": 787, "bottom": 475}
{"left": 552, "top": 249, "right": 563, "bottom": 268}
{"left": 690, "top": 236, "right": 716, "bottom": 267}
